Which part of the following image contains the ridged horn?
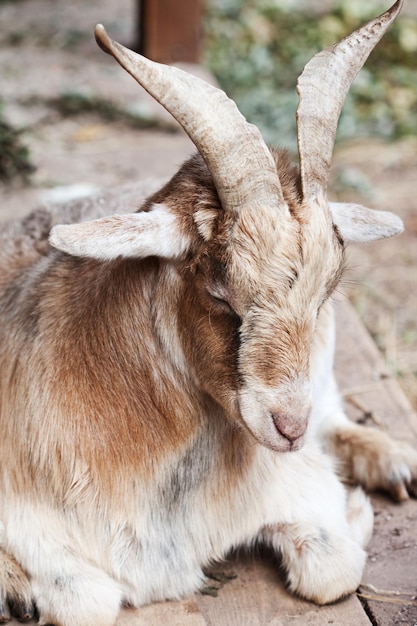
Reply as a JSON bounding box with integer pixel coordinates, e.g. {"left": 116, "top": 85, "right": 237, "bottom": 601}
{"left": 95, "top": 24, "right": 286, "bottom": 213}
{"left": 296, "top": 0, "right": 403, "bottom": 203}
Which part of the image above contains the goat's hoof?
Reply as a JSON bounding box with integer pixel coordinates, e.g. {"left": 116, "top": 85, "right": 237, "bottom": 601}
{"left": 0, "top": 550, "right": 36, "bottom": 623}
{"left": 0, "top": 598, "right": 37, "bottom": 624}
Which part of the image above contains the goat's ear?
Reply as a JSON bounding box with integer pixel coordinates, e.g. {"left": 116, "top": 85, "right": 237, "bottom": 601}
{"left": 329, "top": 202, "right": 404, "bottom": 243}
{"left": 49, "top": 203, "right": 192, "bottom": 260}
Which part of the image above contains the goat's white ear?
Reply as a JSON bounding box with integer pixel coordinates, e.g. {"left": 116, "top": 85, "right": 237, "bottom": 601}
{"left": 49, "top": 203, "right": 192, "bottom": 260}
{"left": 329, "top": 202, "right": 404, "bottom": 243}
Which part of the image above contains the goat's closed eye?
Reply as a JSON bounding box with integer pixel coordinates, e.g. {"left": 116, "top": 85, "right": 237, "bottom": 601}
{"left": 206, "top": 286, "right": 239, "bottom": 318}
{"left": 212, "top": 295, "right": 234, "bottom": 314}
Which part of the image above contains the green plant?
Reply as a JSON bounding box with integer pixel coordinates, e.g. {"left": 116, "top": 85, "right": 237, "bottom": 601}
{"left": 203, "top": 0, "right": 417, "bottom": 149}
{"left": 48, "top": 92, "right": 175, "bottom": 131}
{"left": 0, "top": 106, "right": 35, "bottom": 182}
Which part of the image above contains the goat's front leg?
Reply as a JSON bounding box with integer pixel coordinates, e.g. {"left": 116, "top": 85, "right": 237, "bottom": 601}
{"left": 312, "top": 301, "right": 417, "bottom": 501}
{"left": 3, "top": 506, "right": 123, "bottom": 626}
{"left": 261, "top": 448, "right": 373, "bottom": 604}
{"left": 317, "top": 376, "right": 417, "bottom": 501}
{"left": 0, "top": 545, "right": 35, "bottom": 623}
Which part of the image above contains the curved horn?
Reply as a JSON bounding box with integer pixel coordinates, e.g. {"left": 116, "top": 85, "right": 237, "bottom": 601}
{"left": 296, "top": 0, "right": 403, "bottom": 203}
{"left": 95, "top": 25, "right": 286, "bottom": 213}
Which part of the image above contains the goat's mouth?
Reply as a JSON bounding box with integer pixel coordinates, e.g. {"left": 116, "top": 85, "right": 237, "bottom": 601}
{"left": 237, "top": 388, "right": 311, "bottom": 453}
{"left": 269, "top": 421, "right": 306, "bottom": 452}
{"left": 237, "top": 407, "right": 309, "bottom": 453}
{"left": 257, "top": 417, "right": 307, "bottom": 453}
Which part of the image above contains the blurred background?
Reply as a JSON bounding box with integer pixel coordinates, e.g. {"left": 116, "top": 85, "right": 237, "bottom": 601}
{"left": 0, "top": 0, "right": 416, "bottom": 408}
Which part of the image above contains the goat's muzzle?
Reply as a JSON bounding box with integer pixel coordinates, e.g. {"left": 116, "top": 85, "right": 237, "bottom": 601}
{"left": 238, "top": 380, "right": 312, "bottom": 453}
{"left": 270, "top": 409, "right": 309, "bottom": 451}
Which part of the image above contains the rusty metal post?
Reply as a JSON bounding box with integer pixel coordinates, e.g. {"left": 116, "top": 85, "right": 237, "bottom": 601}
{"left": 138, "top": 0, "right": 203, "bottom": 64}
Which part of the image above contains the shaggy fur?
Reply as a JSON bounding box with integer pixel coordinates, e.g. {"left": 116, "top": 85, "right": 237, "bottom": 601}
{"left": 0, "top": 149, "right": 416, "bottom": 625}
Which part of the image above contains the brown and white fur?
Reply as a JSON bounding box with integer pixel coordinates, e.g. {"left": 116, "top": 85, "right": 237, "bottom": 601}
{"left": 0, "top": 2, "right": 416, "bottom": 625}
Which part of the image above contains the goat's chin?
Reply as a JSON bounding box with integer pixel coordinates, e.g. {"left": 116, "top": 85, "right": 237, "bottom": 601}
{"left": 259, "top": 431, "right": 306, "bottom": 453}
{"left": 237, "top": 384, "right": 311, "bottom": 453}
{"left": 243, "top": 419, "right": 307, "bottom": 453}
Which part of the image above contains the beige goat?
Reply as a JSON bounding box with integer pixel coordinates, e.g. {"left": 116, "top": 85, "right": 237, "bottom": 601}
{"left": 0, "top": 1, "right": 416, "bottom": 625}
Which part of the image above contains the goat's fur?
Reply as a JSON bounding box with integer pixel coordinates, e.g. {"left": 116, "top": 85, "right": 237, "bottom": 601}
{"left": 1, "top": 5, "right": 417, "bottom": 625}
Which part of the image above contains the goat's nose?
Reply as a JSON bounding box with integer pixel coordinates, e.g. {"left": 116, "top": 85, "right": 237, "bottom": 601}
{"left": 270, "top": 412, "right": 308, "bottom": 443}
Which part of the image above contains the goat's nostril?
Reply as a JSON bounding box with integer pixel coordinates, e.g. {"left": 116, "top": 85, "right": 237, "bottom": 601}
{"left": 270, "top": 412, "right": 307, "bottom": 442}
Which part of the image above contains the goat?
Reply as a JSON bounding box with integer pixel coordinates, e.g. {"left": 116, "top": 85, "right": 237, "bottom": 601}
{"left": 0, "top": 1, "right": 416, "bottom": 624}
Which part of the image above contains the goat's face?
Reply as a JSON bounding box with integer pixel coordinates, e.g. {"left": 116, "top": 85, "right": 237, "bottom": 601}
{"left": 226, "top": 205, "right": 342, "bottom": 450}
{"left": 179, "top": 173, "right": 344, "bottom": 451}
{"left": 50, "top": 1, "right": 404, "bottom": 452}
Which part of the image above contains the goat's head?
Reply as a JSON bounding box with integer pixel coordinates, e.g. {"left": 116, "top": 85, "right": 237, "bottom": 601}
{"left": 50, "top": 1, "right": 403, "bottom": 453}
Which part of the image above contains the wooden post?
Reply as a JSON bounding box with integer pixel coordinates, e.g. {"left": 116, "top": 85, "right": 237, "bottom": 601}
{"left": 139, "top": 0, "right": 203, "bottom": 64}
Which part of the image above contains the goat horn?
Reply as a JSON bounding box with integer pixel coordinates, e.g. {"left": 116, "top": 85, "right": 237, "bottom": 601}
{"left": 296, "top": 0, "right": 403, "bottom": 203}
{"left": 95, "top": 25, "right": 286, "bottom": 213}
